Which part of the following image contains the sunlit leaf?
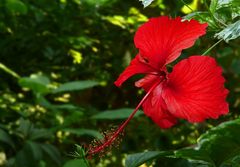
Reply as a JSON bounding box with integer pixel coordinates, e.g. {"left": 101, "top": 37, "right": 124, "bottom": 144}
{"left": 66, "top": 36, "right": 94, "bottom": 49}
{"left": 103, "top": 16, "right": 127, "bottom": 29}
{"left": 232, "top": 0, "right": 240, "bottom": 18}
{"left": 139, "top": 0, "right": 154, "bottom": 8}
{"left": 52, "top": 80, "right": 99, "bottom": 93}
{"left": 181, "top": 0, "right": 198, "bottom": 14}
{"left": 19, "top": 74, "right": 51, "bottom": 94}
{"left": 213, "top": 0, "right": 233, "bottom": 10}
{"left": 210, "top": 0, "right": 240, "bottom": 19}
{"left": 209, "top": 0, "right": 218, "bottom": 13}
{"left": 91, "top": 108, "right": 143, "bottom": 120}
{"left": 68, "top": 49, "right": 83, "bottom": 64}
{"left": 214, "top": 20, "right": 240, "bottom": 42}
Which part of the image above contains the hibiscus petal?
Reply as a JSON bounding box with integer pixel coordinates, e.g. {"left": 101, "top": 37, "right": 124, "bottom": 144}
{"left": 142, "top": 83, "right": 177, "bottom": 128}
{"left": 114, "top": 54, "right": 154, "bottom": 87}
{"left": 162, "top": 56, "right": 229, "bottom": 123}
{"left": 135, "top": 74, "right": 160, "bottom": 91}
{"left": 134, "top": 16, "right": 208, "bottom": 70}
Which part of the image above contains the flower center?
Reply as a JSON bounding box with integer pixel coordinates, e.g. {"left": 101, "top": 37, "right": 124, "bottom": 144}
{"left": 158, "top": 70, "right": 166, "bottom": 79}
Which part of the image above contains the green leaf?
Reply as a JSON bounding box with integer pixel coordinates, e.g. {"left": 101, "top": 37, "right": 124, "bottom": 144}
{"left": 209, "top": 0, "right": 218, "bottom": 13}
{"left": 68, "top": 49, "right": 83, "bottom": 64}
{"left": 174, "top": 148, "right": 214, "bottom": 166}
{"left": 103, "top": 16, "right": 127, "bottom": 29}
{"left": 210, "top": 0, "right": 240, "bottom": 19}
{"left": 15, "top": 141, "right": 42, "bottom": 167}
{"left": 139, "top": 0, "right": 154, "bottom": 8}
{"left": 197, "top": 119, "right": 240, "bottom": 166}
{"left": 214, "top": 0, "right": 233, "bottom": 10}
{"left": 19, "top": 74, "right": 51, "bottom": 94}
{"left": 125, "top": 151, "right": 173, "bottom": 167}
{"left": 16, "top": 119, "right": 51, "bottom": 140}
{"left": 214, "top": 20, "right": 240, "bottom": 42}
{"left": 154, "top": 119, "right": 240, "bottom": 166}
{"left": 16, "top": 119, "right": 33, "bottom": 139}
{"left": 52, "top": 80, "right": 99, "bottom": 93}
{"left": 210, "top": 0, "right": 236, "bottom": 12}
{"left": 220, "top": 154, "right": 240, "bottom": 166}
{"left": 29, "top": 129, "right": 51, "bottom": 140}
{"left": 74, "top": 145, "right": 87, "bottom": 158}
{"left": 15, "top": 149, "right": 33, "bottom": 167}
{"left": 26, "top": 141, "right": 43, "bottom": 161}
{"left": 0, "top": 129, "right": 15, "bottom": 149}
{"left": 41, "top": 144, "right": 61, "bottom": 166}
{"left": 183, "top": 12, "right": 218, "bottom": 30}
{"left": 232, "top": 0, "right": 240, "bottom": 18}
{"left": 6, "top": 0, "right": 28, "bottom": 14}
{"left": 91, "top": 108, "right": 143, "bottom": 120}
{"left": 49, "top": 104, "right": 80, "bottom": 111}
{"left": 62, "top": 128, "right": 103, "bottom": 139}
{"left": 183, "top": 11, "right": 209, "bottom": 21}
{"left": 63, "top": 159, "right": 88, "bottom": 167}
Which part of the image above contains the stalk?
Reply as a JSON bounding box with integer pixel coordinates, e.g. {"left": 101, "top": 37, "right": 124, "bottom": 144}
{"left": 86, "top": 80, "right": 161, "bottom": 157}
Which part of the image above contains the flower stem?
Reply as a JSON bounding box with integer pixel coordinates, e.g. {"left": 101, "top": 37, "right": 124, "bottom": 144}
{"left": 87, "top": 80, "right": 160, "bottom": 157}
{"left": 0, "top": 63, "right": 20, "bottom": 79}
{"left": 201, "top": 39, "right": 223, "bottom": 56}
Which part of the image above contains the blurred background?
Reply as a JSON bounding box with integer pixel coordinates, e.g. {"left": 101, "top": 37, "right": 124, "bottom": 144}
{"left": 0, "top": 0, "right": 239, "bottom": 166}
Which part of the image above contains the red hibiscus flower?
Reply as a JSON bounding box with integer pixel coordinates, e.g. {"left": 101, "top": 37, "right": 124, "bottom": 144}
{"left": 86, "top": 16, "right": 229, "bottom": 158}
{"left": 115, "top": 16, "right": 229, "bottom": 128}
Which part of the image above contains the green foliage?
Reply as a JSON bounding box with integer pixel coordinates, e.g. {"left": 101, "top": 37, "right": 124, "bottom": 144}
{"left": 52, "top": 80, "right": 99, "bottom": 94}
{"left": 197, "top": 119, "right": 240, "bottom": 166}
{"left": 63, "top": 159, "right": 88, "bottom": 167}
{"left": 125, "top": 119, "right": 240, "bottom": 166}
{"left": 125, "top": 151, "right": 173, "bottom": 167}
{"left": 215, "top": 20, "right": 240, "bottom": 42}
{"left": 184, "top": 0, "right": 240, "bottom": 32}
{"left": 0, "top": 0, "right": 239, "bottom": 166}
{"left": 62, "top": 128, "right": 103, "bottom": 139}
{"left": 40, "top": 144, "right": 61, "bottom": 166}
{"left": 19, "top": 74, "right": 51, "bottom": 95}
{"left": 6, "top": 0, "right": 28, "bottom": 15}
{"left": 0, "top": 129, "right": 15, "bottom": 149}
{"left": 91, "top": 108, "right": 143, "bottom": 120}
